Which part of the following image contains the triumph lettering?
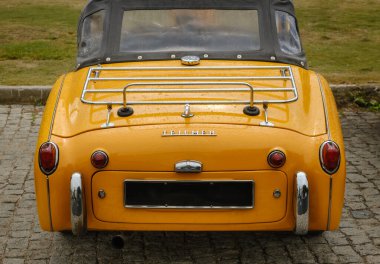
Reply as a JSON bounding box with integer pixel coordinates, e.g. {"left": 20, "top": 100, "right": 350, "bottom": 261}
{"left": 162, "top": 130, "right": 217, "bottom": 137}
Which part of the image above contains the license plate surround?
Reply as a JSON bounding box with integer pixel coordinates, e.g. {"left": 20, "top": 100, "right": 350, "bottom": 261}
{"left": 124, "top": 180, "right": 254, "bottom": 209}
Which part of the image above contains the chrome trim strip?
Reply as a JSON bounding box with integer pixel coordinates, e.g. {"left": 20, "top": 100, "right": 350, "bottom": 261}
{"left": 327, "top": 177, "right": 333, "bottom": 230}
{"left": 46, "top": 178, "right": 53, "bottom": 231}
{"left": 46, "top": 75, "right": 66, "bottom": 231}
{"left": 317, "top": 74, "right": 334, "bottom": 230}
{"left": 175, "top": 160, "right": 203, "bottom": 173}
{"left": 320, "top": 140, "right": 341, "bottom": 230}
{"left": 317, "top": 74, "right": 331, "bottom": 139}
{"left": 294, "top": 171, "right": 309, "bottom": 235}
{"left": 70, "top": 172, "right": 86, "bottom": 236}
{"left": 48, "top": 74, "right": 66, "bottom": 141}
{"left": 123, "top": 179, "right": 254, "bottom": 209}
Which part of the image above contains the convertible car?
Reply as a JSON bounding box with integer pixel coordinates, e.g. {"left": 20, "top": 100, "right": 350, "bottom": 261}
{"left": 35, "top": 0, "right": 346, "bottom": 238}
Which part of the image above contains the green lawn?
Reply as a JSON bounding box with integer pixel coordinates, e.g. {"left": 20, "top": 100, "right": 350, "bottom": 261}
{"left": 0, "top": 0, "right": 379, "bottom": 85}
{"left": 295, "top": 0, "right": 380, "bottom": 84}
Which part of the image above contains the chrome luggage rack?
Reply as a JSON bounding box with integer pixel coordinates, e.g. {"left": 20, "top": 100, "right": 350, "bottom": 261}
{"left": 81, "top": 65, "right": 298, "bottom": 122}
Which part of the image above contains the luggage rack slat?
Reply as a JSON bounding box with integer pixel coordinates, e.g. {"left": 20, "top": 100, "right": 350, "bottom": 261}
{"left": 81, "top": 65, "right": 298, "bottom": 107}
{"left": 88, "top": 65, "right": 293, "bottom": 70}
{"left": 84, "top": 87, "right": 294, "bottom": 93}
{"left": 88, "top": 76, "right": 292, "bottom": 81}
{"left": 81, "top": 100, "right": 297, "bottom": 105}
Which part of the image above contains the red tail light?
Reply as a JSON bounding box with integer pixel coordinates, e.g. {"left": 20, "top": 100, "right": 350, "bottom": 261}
{"left": 320, "top": 141, "right": 340, "bottom": 174}
{"left": 91, "top": 150, "right": 109, "bottom": 169}
{"left": 268, "top": 150, "right": 286, "bottom": 168}
{"left": 38, "top": 142, "right": 59, "bottom": 175}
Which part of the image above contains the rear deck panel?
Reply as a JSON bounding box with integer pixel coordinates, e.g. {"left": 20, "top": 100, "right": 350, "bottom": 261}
{"left": 51, "top": 61, "right": 326, "bottom": 138}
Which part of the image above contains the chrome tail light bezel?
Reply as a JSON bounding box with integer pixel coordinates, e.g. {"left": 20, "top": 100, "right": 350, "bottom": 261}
{"left": 319, "top": 140, "right": 341, "bottom": 175}
{"left": 38, "top": 141, "right": 59, "bottom": 176}
{"left": 267, "top": 150, "right": 286, "bottom": 168}
{"left": 91, "top": 150, "right": 109, "bottom": 169}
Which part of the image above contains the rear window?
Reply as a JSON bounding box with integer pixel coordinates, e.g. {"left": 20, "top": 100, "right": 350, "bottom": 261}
{"left": 120, "top": 9, "right": 260, "bottom": 53}
{"left": 275, "top": 11, "right": 302, "bottom": 55}
{"left": 78, "top": 10, "right": 105, "bottom": 58}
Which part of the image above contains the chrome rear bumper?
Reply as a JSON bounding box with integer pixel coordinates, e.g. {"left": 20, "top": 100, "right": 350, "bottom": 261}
{"left": 70, "top": 172, "right": 86, "bottom": 235}
{"left": 294, "top": 171, "right": 309, "bottom": 235}
{"left": 69, "top": 171, "right": 308, "bottom": 234}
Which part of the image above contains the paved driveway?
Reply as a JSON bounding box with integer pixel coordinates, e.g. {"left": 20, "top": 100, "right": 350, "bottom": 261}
{"left": 0, "top": 105, "right": 379, "bottom": 264}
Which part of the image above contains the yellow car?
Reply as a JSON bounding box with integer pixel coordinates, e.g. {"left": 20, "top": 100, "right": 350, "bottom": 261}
{"left": 35, "top": 0, "right": 346, "bottom": 239}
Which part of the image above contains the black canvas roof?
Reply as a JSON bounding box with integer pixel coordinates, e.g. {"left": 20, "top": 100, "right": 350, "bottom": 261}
{"left": 76, "top": 0, "right": 307, "bottom": 69}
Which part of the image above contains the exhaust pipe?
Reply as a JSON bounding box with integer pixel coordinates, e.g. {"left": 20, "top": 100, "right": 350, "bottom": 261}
{"left": 111, "top": 235, "right": 125, "bottom": 249}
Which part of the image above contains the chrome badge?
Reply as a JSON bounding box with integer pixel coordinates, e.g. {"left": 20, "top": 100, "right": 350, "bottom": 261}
{"left": 162, "top": 130, "right": 217, "bottom": 137}
{"left": 181, "top": 55, "right": 200, "bottom": 66}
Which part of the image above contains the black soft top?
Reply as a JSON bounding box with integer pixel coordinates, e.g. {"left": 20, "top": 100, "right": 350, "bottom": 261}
{"left": 77, "top": 0, "right": 307, "bottom": 69}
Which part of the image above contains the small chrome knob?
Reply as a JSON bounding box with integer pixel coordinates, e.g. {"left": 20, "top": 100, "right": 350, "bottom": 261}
{"left": 273, "top": 189, "right": 281, "bottom": 198}
{"left": 98, "top": 190, "right": 106, "bottom": 199}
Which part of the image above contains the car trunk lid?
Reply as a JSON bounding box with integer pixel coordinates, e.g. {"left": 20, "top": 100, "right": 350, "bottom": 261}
{"left": 51, "top": 60, "right": 326, "bottom": 137}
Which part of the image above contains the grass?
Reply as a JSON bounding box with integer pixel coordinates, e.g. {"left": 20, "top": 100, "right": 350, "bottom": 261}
{"left": 0, "top": 0, "right": 379, "bottom": 85}
{"left": 295, "top": 0, "right": 380, "bottom": 84}
{"left": 0, "top": 2, "right": 81, "bottom": 84}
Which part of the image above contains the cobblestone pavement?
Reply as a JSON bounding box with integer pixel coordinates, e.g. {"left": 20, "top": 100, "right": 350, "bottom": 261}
{"left": 0, "top": 105, "right": 379, "bottom": 264}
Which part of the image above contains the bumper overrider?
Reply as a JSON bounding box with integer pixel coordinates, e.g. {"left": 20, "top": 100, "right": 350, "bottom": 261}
{"left": 70, "top": 172, "right": 86, "bottom": 235}
{"left": 68, "top": 171, "right": 309, "bottom": 235}
{"left": 295, "top": 172, "right": 309, "bottom": 235}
